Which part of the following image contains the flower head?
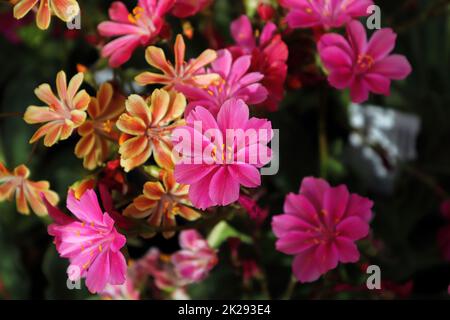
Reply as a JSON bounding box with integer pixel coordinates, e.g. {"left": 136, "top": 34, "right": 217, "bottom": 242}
{"left": 24, "top": 71, "right": 90, "bottom": 147}
{"left": 171, "top": 0, "right": 211, "bottom": 18}
{"left": 318, "top": 20, "right": 412, "bottom": 103}
{"left": 123, "top": 168, "right": 200, "bottom": 238}
{"left": 272, "top": 177, "right": 373, "bottom": 283}
{"left": 13, "top": 0, "right": 80, "bottom": 30}
{"left": 238, "top": 194, "right": 268, "bottom": 226}
{"left": 280, "top": 0, "right": 373, "bottom": 29}
{"left": 116, "top": 89, "right": 186, "bottom": 172}
{"left": 173, "top": 98, "right": 272, "bottom": 209}
{"left": 98, "top": 0, "right": 175, "bottom": 67}
{"left": 172, "top": 230, "right": 218, "bottom": 282}
{"left": 75, "top": 83, "right": 126, "bottom": 170}
{"left": 135, "top": 34, "right": 219, "bottom": 90}
{"left": 44, "top": 189, "right": 127, "bottom": 293}
{"left": 229, "top": 15, "right": 288, "bottom": 111}
{"left": 177, "top": 49, "right": 268, "bottom": 116}
{"left": 0, "top": 162, "right": 59, "bottom": 216}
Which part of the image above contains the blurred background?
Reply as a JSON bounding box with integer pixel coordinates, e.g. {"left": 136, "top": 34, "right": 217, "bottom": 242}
{"left": 0, "top": 0, "right": 449, "bottom": 299}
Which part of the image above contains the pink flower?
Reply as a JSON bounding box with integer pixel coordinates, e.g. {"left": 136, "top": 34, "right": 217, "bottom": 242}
{"left": 173, "top": 99, "right": 272, "bottom": 209}
{"left": 98, "top": 0, "right": 175, "bottom": 67}
{"left": 280, "top": 0, "right": 374, "bottom": 29}
{"left": 238, "top": 194, "right": 268, "bottom": 226}
{"left": 272, "top": 177, "right": 373, "bottom": 283}
{"left": 44, "top": 189, "right": 127, "bottom": 293}
{"left": 318, "top": 20, "right": 412, "bottom": 103}
{"left": 229, "top": 15, "right": 288, "bottom": 111}
{"left": 171, "top": 0, "right": 211, "bottom": 18}
{"left": 172, "top": 230, "right": 218, "bottom": 282}
{"left": 177, "top": 49, "right": 268, "bottom": 116}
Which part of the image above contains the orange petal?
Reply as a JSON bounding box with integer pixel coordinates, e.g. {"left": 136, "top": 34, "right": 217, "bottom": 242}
{"left": 192, "top": 73, "right": 221, "bottom": 87}
{"left": 119, "top": 136, "right": 148, "bottom": 159}
{"left": 174, "top": 34, "right": 186, "bottom": 74}
{"left": 135, "top": 72, "right": 172, "bottom": 87}
{"left": 55, "top": 71, "right": 68, "bottom": 101}
{"left": 143, "top": 181, "right": 165, "bottom": 200}
{"left": 125, "top": 95, "right": 151, "bottom": 125}
{"left": 149, "top": 89, "right": 170, "bottom": 125}
{"left": 97, "top": 83, "right": 113, "bottom": 114}
{"left": 123, "top": 204, "right": 150, "bottom": 219}
{"left": 15, "top": 186, "right": 29, "bottom": 214}
{"left": 34, "top": 83, "right": 63, "bottom": 110}
{"left": 24, "top": 106, "right": 62, "bottom": 124}
{"left": 178, "top": 205, "right": 201, "bottom": 221}
{"left": 14, "top": 0, "right": 38, "bottom": 19}
{"left": 134, "top": 195, "right": 157, "bottom": 211}
{"left": 50, "top": 0, "right": 80, "bottom": 22}
{"left": 14, "top": 164, "right": 30, "bottom": 178}
{"left": 73, "top": 90, "right": 90, "bottom": 110}
{"left": 161, "top": 91, "right": 186, "bottom": 124}
{"left": 144, "top": 46, "right": 174, "bottom": 76}
{"left": 116, "top": 113, "right": 147, "bottom": 136}
{"left": 152, "top": 138, "right": 174, "bottom": 169}
{"left": 70, "top": 109, "right": 87, "bottom": 126}
{"left": 43, "top": 123, "right": 63, "bottom": 147}
{"left": 36, "top": 0, "right": 51, "bottom": 30}
{"left": 67, "top": 72, "right": 84, "bottom": 104}
{"left": 120, "top": 145, "right": 152, "bottom": 172}
{"left": 24, "top": 184, "right": 47, "bottom": 216}
{"left": 0, "top": 181, "right": 16, "bottom": 201}
{"left": 162, "top": 215, "right": 176, "bottom": 239}
{"left": 185, "top": 49, "right": 217, "bottom": 74}
{"left": 75, "top": 133, "right": 95, "bottom": 157}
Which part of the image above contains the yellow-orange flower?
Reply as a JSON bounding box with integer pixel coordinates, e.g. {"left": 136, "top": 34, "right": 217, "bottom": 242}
{"left": 116, "top": 89, "right": 186, "bottom": 172}
{"left": 123, "top": 168, "right": 201, "bottom": 239}
{"left": 0, "top": 162, "right": 59, "bottom": 216}
{"left": 24, "top": 71, "right": 90, "bottom": 147}
{"left": 75, "top": 83, "right": 125, "bottom": 170}
{"left": 13, "top": 0, "right": 80, "bottom": 30}
{"left": 135, "top": 34, "right": 219, "bottom": 90}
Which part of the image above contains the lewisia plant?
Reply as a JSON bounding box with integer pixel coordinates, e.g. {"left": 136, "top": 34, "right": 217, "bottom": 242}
{"left": 1, "top": 0, "right": 426, "bottom": 301}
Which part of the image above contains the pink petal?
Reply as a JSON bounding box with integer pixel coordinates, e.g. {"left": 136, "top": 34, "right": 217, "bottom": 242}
{"left": 189, "top": 171, "right": 216, "bottom": 209}
{"left": 292, "top": 248, "right": 322, "bottom": 283}
{"left": 346, "top": 20, "right": 367, "bottom": 54}
{"left": 299, "top": 177, "right": 330, "bottom": 212}
{"left": 228, "top": 164, "right": 261, "bottom": 188}
{"left": 85, "top": 251, "right": 110, "bottom": 293}
{"left": 366, "top": 28, "right": 396, "bottom": 61}
{"left": 337, "top": 216, "right": 369, "bottom": 241}
{"left": 217, "top": 99, "right": 249, "bottom": 132}
{"left": 371, "top": 55, "right": 412, "bottom": 80}
{"left": 323, "top": 185, "right": 350, "bottom": 224}
{"left": 335, "top": 237, "right": 360, "bottom": 263}
{"left": 230, "top": 15, "right": 255, "bottom": 51}
{"left": 108, "top": 250, "right": 127, "bottom": 285}
{"left": 208, "top": 167, "right": 240, "bottom": 206}
{"left": 350, "top": 77, "right": 370, "bottom": 103}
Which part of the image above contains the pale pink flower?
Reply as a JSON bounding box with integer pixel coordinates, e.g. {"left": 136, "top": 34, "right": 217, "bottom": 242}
{"left": 172, "top": 230, "right": 218, "bottom": 282}
{"left": 171, "top": 0, "right": 211, "bottom": 18}
{"left": 229, "top": 15, "right": 288, "bottom": 111}
{"left": 44, "top": 189, "right": 127, "bottom": 293}
{"left": 318, "top": 20, "right": 412, "bottom": 103}
{"left": 272, "top": 177, "right": 373, "bottom": 283}
{"left": 177, "top": 49, "right": 268, "bottom": 116}
{"left": 98, "top": 0, "right": 175, "bottom": 67}
{"left": 280, "top": 0, "right": 374, "bottom": 29}
{"left": 173, "top": 99, "right": 272, "bottom": 209}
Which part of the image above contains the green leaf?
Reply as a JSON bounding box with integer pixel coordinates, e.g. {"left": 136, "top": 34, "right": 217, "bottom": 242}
{"left": 207, "top": 221, "right": 252, "bottom": 249}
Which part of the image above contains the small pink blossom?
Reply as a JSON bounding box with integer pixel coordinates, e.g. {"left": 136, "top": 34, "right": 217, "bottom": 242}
{"left": 318, "top": 20, "right": 412, "bottom": 103}
{"left": 171, "top": 0, "right": 211, "bottom": 18}
{"left": 172, "top": 230, "right": 218, "bottom": 282}
{"left": 229, "top": 15, "right": 288, "bottom": 111}
{"left": 177, "top": 49, "right": 268, "bottom": 116}
{"left": 272, "top": 177, "right": 373, "bottom": 283}
{"left": 280, "top": 0, "right": 374, "bottom": 29}
{"left": 98, "top": 0, "right": 175, "bottom": 67}
{"left": 44, "top": 189, "right": 127, "bottom": 293}
{"left": 173, "top": 99, "right": 272, "bottom": 209}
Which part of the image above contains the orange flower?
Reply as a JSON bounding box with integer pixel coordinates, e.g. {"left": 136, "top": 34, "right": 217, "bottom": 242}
{"left": 13, "top": 0, "right": 80, "bottom": 30}
{"left": 0, "top": 162, "right": 59, "bottom": 216}
{"left": 75, "top": 83, "right": 126, "bottom": 170}
{"left": 123, "top": 168, "right": 201, "bottom": 239}
{"left": 24, "top": 71, "right": 90, "bottom": 147}
{"left": 116, "top": 89, "right": 186, "bottom": 172}
{"left": 135, "top": 34, "right": 219, "bottom": 90}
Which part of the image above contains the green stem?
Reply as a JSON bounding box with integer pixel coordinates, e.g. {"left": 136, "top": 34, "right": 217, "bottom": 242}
{"left": 282, "top": 275, "right": 298, "bottom": 300}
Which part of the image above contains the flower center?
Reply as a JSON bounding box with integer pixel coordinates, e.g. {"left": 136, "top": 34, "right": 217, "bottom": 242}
{"left": 128, "top": 6, "right": 144, "bottom": 24}
{"left": 356, "top": 54, "right": 375, "bottom": 73}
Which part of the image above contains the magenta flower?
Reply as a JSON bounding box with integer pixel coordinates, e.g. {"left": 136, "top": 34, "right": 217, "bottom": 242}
{"left": 172, "top": 230, "right": 218, "bottom": 282}
{"left": 238, "top": 194, "right": 268, "bottom": 226}
{"left": 173, "top": 99, "right": 272, "bottom": 209}
{"left": 171, "top": 0, "right": 211, "bottom": 18}
{"left": 177, "top": 49, "right": 268, "bottom": 116}
{"left": 229, "top": 15, "right": 288, "bottom": 111}
{"left": 98, "top": 0, "right": 175, "bottom": 67}
{"left": 280, "top": 0, "right": 374, "bottom": 29}
{"left": 44, "top": 189, "right": 127, "bottom": 293}
{"left": 318, "top": 20, "right": 412, "bottom": 103}
{"left": 272, "top": 177, "right": 373, "bottom": 283}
